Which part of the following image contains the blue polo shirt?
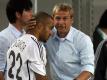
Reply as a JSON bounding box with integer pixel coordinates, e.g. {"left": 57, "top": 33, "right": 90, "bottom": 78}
{"left": 46, "top": 27, "right": 94, "bottom": 80}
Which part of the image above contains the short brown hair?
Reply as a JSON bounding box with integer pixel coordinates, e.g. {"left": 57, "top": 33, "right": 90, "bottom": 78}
{"left": 52, "top": 3, "right": 74, "bottom": 18}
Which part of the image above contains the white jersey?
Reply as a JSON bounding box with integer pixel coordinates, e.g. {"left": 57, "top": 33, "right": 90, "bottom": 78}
{"left": 7, "top": 34, "right": 47, "bottom": 80}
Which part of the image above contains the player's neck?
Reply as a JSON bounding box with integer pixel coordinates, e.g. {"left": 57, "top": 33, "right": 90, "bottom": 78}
{"left": 12, "top": 22, "right": 23, "bottom": 32}
{"left": 34, "top": 33, "right": 40, "bottom": 41}
{"left": 28, "top": 31, "right": 40, "bottom": 41}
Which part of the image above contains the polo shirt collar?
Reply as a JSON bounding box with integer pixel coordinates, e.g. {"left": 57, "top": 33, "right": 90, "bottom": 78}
{"left": 53, "top": 26, "right": 74, "bottom": 42}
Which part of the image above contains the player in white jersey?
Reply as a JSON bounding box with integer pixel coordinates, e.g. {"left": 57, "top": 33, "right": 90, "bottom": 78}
{"left": 7, "top": 12, "right": 53, "bottom": 80}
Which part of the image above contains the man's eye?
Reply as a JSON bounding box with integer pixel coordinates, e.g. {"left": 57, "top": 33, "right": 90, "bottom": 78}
{"left": 55, "top": 16, "right": 70, "bottom": 20}
{"left": 55, "top": 17, "right": 61, "bottom": 20}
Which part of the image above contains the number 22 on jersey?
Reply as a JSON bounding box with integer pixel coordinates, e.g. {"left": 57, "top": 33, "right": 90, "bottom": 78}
{"left": 8, "top": 50, "right": 22, "bottom": 80}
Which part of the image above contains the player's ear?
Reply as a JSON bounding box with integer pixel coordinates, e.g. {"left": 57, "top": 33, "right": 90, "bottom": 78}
{"left": 37, "top": 22, "right": 44, "bottom": 30}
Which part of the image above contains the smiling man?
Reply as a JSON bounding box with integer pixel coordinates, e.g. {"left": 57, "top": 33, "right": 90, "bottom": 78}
{"left": 46, "top": 3, "right": 94, "bottom": 80}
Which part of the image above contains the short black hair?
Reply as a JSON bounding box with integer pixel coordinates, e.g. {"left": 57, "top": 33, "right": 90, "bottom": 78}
{"left": 6, "top": 0, "right": 32, "bottom": 23}
{"left": 26, "top": 11, "right": 53, "bottom": 33}
{"left": 33, "top": 11, "right": 53, "bottom": 24}
{"left": 98, "top": 9, "right": 107, "bottom": 28}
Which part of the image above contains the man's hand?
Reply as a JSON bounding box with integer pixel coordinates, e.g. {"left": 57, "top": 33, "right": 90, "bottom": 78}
{"left": 25, "top": 18, "right": 36, "bottom": 33}
{"left": 74, "top": 71, "right": 92, "bottom": 80}
{"left": 0, "top": 71, "right": 4, "bottom": 80}
{"left": 35, "top": 73, "right": 48, "bottom": 80}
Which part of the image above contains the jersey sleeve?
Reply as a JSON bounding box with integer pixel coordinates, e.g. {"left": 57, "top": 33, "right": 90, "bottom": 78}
{"left": 26, "top": 43, "right": 47, "bottom": 76}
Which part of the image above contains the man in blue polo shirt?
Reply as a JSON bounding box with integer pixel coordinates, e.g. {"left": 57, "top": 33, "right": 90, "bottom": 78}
{"left": 46, "top": 3, "right": 94, "bottom": 80}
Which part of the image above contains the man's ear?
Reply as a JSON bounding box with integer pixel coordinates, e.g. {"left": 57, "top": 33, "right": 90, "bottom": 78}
{"left": 16, "top": 12, "right": 21, "bottom": 19}
{"left": 37, "top": 23, "right": 44, "bottom": 30}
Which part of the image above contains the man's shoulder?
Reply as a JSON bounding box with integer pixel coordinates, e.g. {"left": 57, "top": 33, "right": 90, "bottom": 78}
{"left": 101, "top": 39, "right": 107, "bottom": 46}
{"left": 95, "top": 39, "right": 107, "bottom": 55}
{"left": 0, "top": 27, "right": 15, "bottom": 44}
{"left": 72, "top": 27, "right": 91, "bottom": 40}
{"left": 72, "top": 27, "right": 86, "bottom": 35}
{"left": 0, "top": 27, "right": 11, "bottom": 37}
{"left": 20, "top": 34, "right": 39, "bottom": 46}
{"left": 103, "top": 39, "right": 107, "bottom": 47}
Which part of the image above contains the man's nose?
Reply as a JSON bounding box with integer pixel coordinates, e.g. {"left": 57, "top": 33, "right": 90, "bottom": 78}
{"left": 58, "top": 18, "right": 65, "bottom": 23}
